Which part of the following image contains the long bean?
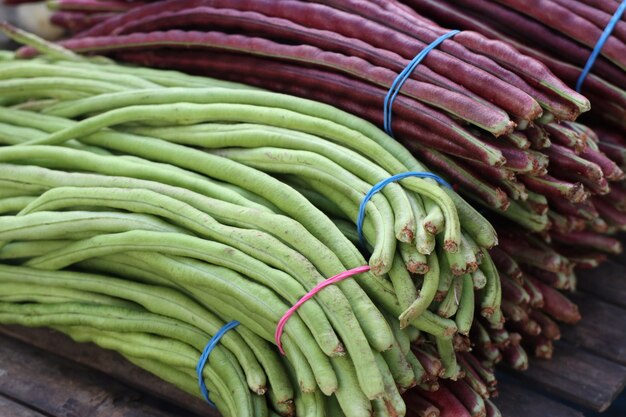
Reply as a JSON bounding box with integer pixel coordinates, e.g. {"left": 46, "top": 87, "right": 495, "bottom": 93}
{"left": 26, "top": 31, "right": 514, "bottom": 134}
{"left": 12, "top": 43, "right": 490, "bottom": 247}
{"left": 399, "top": 252, "right": 440, "bottom": 328}
{"left": 0, "top": 282, "right": 135, "bottom": 308}
{"left": 0, "top": 162, "right": 396, "bottom": 353}
{"left": 390, "top": 251, "right": 420, "bottom": 311}
{"left": 101, "top": 251, "right": 346, "bottom": 396}
{"left": 31, "top": 87, "right": 465, "bottom": 239}
{"left": 0, "top": 121, "right": 110, "bottom": 154}
{"left": 0, "top": 61, "right": 159, "bottom": 89}
{"left": 455, "top": 274, "right": 476, "bottom": 335}
{"left": 29, "top": 230, "right": 339, "bottom": 344}
{"left": 437, "top": 274, "right": 463, "bottom": 319}
{"left": 0, "top": 211, "right": 186, "bottom": 241}
{"left": 0, "top": 113, "right": 274, "bottom": 213}
{"left": 478, "top": 248, "right": 503, "bottom": 327}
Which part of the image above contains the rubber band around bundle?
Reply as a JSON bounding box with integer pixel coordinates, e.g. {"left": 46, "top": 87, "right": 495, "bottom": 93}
{"left": 383, "top": 29, "right": 460, "bottom": 137}
{"left": 357, "top": 172, "right": 452, "bottom": 247}
{"left": 197, "top": 320, "right": 240, "bottom": 406}
{"left": 576, "top": 0, "right": 626, "bottom": 92}
{"left": 274, "top": 265, "right": 371, "bottom": 355}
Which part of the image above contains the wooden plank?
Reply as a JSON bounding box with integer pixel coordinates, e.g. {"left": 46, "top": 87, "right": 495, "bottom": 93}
{"left": 0, "top": 394, "right": 46, "bottom": 417}
{"left": 513, "top": 341, "right": 626, "bottom": 412}
{"left": 0, "top": 333, "right": 198, "bottom": 417}
{"left": 493, "top": 379, "right": 584, "bottom": 417}
{"left": 561, "top": 292, "right": 626, "bottom": 366}
{"left": 576, "top": 261, "right": 626, "bottom": 309}
{"left": 0, "top": 325, "right": 218, "bottom": 417}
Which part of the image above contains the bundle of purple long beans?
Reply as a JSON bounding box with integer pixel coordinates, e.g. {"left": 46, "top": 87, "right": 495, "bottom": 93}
{"left": 11, "top": 0, "right": 615, "bottom": 233}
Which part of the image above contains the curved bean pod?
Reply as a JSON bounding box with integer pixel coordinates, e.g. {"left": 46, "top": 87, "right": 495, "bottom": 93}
{"left": 399, "top": 252, "right": 440, "bottom": 328}
{"left": 0, "top": 211, "right": 185, "bottom": 241}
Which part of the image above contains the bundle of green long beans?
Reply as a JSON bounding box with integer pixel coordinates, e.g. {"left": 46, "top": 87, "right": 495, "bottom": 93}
{"left": 0, "top": 39, "right": 503, "bottom": 417}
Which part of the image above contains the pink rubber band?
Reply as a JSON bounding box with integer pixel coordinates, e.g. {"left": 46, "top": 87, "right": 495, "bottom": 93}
{"left": 274, "top": 265, "right": 371, "bottom": 355}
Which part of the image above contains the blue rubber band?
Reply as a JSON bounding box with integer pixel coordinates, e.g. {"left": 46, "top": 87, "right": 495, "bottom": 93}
{"left": 357, "top": 172, "right": 452, "bottom": 247}
{"left": 196, "top": 320, "right": 240, "bottom": 407}
{"left": 383, "top": 29, "right": 460, "bottom": 137}
{"left": 576, "top": 0, "right": 626, "bottom": 92}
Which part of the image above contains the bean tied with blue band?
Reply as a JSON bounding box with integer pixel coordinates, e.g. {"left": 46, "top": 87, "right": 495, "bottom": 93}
{"left": 0, "top": 36, "right": 502, "bottom": 417}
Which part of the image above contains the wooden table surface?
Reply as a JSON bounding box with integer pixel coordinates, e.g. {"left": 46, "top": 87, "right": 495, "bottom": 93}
{"left": 1, "top": 257, "right": 625, "bottom": 417}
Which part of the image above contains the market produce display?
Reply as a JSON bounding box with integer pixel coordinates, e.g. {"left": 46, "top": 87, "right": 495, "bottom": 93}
{"left": 1, "top": 0, "right": 626, "bottom": 416}
{"left": 16, "top": 0, "right": 624, "bottom": 359}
